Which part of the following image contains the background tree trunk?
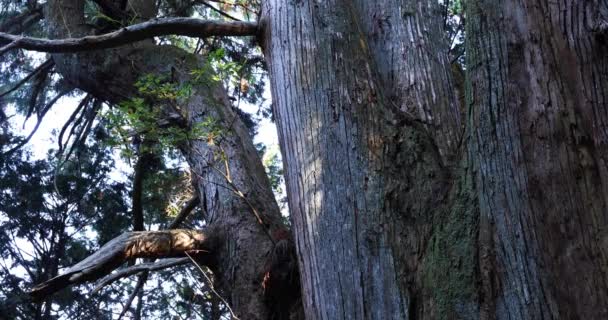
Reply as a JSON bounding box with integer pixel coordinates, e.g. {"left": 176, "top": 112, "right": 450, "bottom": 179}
{"left": 44, "top": 1, "right": 290, "bottom": 318}
{"left": 467, "top": 0, "right": 608, "bottom": 318}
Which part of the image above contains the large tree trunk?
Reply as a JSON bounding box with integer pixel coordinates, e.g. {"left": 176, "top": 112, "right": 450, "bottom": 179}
{"left": 43, "top": 1, "right": 294, "bottom": 318}
{"left": 262, "top": 0, "right": 460, "bottom": 318}
{"left": 467, "top": 0, "right": 608, "bottom": 319}
{"left": 263, "top": 0, "right": 608, "bottom": 319}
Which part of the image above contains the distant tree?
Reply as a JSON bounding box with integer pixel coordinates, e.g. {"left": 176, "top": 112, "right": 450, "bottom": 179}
{"left": 0, "top": 131, "right": 130, "bottom": 319}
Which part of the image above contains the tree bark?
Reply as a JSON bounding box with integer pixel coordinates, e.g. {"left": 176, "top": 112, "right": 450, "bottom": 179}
{"left": 467, "top": 0, "right": 608, "bottom": 318}
{"left": 262, "top": 0, "right": 457, "bottom": 318}
{"left": 23, "top": 0, "right": 608, "bottom": 319}
{"left": 39, "top": 1, "right": 294, "bottom": 318}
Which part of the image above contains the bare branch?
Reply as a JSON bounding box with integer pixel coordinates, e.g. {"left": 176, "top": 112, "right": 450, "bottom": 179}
{"left": 131, "top": 148, "right": 151, "bottom": 232}
{"left": 117, "top": 272, "right": 148, "bottom": 320}
{"left": 0, "top": 6, "right": 43, "bottom": 33}
{"left": 0, "top": 59, "right": 54, "bottom": 99}
{"left": 199, "top": 1, "right": 242, "bottom": 22}
{"left": 29, "top": 229, "right": 215, "bottom": 300}
{"left": 91, "top": 258, "right": 188, "bottom": 294}
{"left": 168, "top": 195, "right": 200, "bottom": 229}
{"left": 3, "top": 89, "right": 70, "bottom": 156}
{"left": 0, "top": 40, "right": 19, "bottom": 55}
{"left": 57, "top": 94, "right": 91, "bottom": 152}
{"left": 0, "top": 18, "right": 258, "bottom": 53}
{"left": 92, "top": 0, "right": 129, "bottom": 21}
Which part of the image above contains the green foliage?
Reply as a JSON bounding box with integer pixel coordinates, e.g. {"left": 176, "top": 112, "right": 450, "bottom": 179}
{"left": 260, "top": 144, "right": 287, "bottom": 211}
{"left": 103, "top": 72, "right": 228, "bottom": 159}
{"left": 0, "top": 131, "right": 130, "bottom": 320}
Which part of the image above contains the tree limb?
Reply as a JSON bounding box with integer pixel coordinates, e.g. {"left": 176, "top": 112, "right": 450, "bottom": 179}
{"left": 0, "top": 18, "right": 258, "bottom": 53}
{"left": 0, "top": 5, "right": 43, "bottom": 33}
{"left": 29, "top": 229, "right": 215, "bottom": 300}
{"left": 90, "top": 196, "right": 200, "bottom": 293}
{"left": 168, "top": 195, "right": 200, "bottom": 229}
{"left": 91, "top": 258, "right": 189, "bottom": 294}
{"left": 0, "top": 58, "right": 54, "bottom": 99}
{"left": 117, "top": 272, "right": 148, "bottom": 320}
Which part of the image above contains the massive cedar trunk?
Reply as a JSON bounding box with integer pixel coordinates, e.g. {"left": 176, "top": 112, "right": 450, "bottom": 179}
{"left": 262, "top": 0, "right": 608, "bottom": 319}
{"left": 42, "top": 1, "right": 292, "bottom": 318}
{"left": 467, "top": 0, "right": 608, "bottom": 318}
{"left": 262, "top": 0, "right": 460, "bottom": 318}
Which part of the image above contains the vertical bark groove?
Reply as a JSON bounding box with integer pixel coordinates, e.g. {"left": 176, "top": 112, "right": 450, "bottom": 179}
{"left": 263, "top": 1, "right": 455, "bottom": 318}
{"left": 467, "top": 0, "right": 608, "bottom": 318}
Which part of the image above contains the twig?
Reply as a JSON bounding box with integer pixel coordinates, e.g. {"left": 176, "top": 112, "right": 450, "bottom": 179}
{"left": 91, "top": 258, "right": 190, "bottom": 294}
{"left": 200, "top": 1, "right": 242, "bottom": 22}
{"left": 185, "top": 251, "right": 239, "bottom": 320}
{"left": 117, "top": 272, "right": 148, "bottom": 320}
{"left": 2, "top": 89, "right": 70, "bottom": 156}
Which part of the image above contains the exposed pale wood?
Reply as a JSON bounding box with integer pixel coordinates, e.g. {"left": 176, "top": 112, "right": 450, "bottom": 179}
{"left": 29, "top": 229, "right": 213, "bottom": 300}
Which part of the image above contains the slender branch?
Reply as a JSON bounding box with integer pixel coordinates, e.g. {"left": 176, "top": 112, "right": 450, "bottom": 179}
{"left": 92, "top": 0, "right": 128, "bottom": 21}
{"left": 29, "top": 229, "right": 214, "bottom": 300}
{"left": 60, "top": 100, "right": 102, "bottom": 168}
{"left": 168, "top": 195, "right": 200, "bottom": 229}
{"left": 24, "top": 67, "right": 48, "bottom": 121}
{"left": 58, "top": 95, "right": 91, "bottom": 152}
{"left": 131, "top": 147, "right": 152, "bottom": 232}
{"left": 0, "top": 18, "right": 258, "bottom": 53}
{"left": 3, "top": 89, "right": 70, "bottom": 156}
{"left": 186, "top": 251, "right": 239, "bottom": 320}
{"left": 91, "top": 258, "right": 189, "bottom": 294}
{"left": 199, "top": 1, "right": 242, "bottom": 22}
{"left": 0, "top": 6, "right": 43, "bottom": 33}
{"left": 0, "top": 59, "right": 54, "bottom": 99}
{"left": 117, "top": 272, "right": 148, "bottom": 320}
{"left": 0, "top": 40, "right": 19, "bottom": 55}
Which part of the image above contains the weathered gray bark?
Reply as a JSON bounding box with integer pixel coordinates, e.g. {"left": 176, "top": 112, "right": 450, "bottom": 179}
{"left": 41, "top": 1, "right": 293, "bottom": 318}
{"left": 26, "top": 0, "right": 608, "bottom": 319}
{"left": 263, "top": 0, "right": 608, "bottom": 319}
{"left": 262, "top": 0, "right": 458, "bottom": 318}
{"left": 467, "top": 0, "right": 608, "bottom": 319}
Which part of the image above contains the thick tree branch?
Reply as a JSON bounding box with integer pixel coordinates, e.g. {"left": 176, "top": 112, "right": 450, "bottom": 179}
{"left": 29, "top": 229, "right": 215, "bottom": 300}
{"left": 91, "top": 196, "right": 200, "bottom": 293}
{"left": 0, "top": 18, "right": 258, "bottom": 53}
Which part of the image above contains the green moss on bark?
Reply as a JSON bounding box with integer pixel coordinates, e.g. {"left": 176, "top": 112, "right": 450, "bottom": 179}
{"left": 422, "top": 161, "right": 479, "bottom": 319}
